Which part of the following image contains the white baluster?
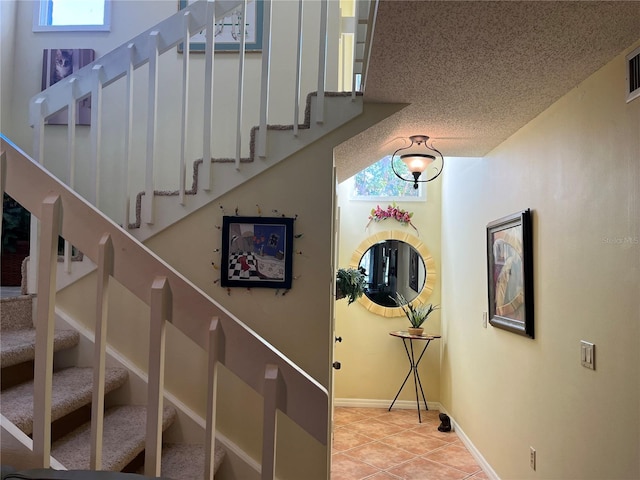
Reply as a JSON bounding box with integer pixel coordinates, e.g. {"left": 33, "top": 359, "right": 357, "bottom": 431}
{"left": 235, "top": 0, "right": 247, "bottom": 170}
{"left": 144, "top": 276, "right": 171, "bottom": 477}
{"left": 91, "top": 65, "right": 105, "bottom": 208}
{"left": 293, "top": 0, "right": 304, "bottom": 136}
{"left": 256, "top": 0, "right": 272, "bottom": 158}
{"left": 262, "top": 364, "right": 284, "bottom": 480}
{"left": 143, "top": 32, "right": 160, "bottom": 225}
{"left": 33, "top": 195, "right": 61, "bottom": 468}
{"left": 90, "top": 234, "right": 114, "bottom": 470}
{"left": 204, "top": 318, "right": 222, "bottom": 480}
{"left": 124, "top": 43, "right": 136, "bottom": 229}
{"left": 180, "top": 12, "right": 191, "bottom": 205}
{"left": 202, "top": 0, "right": 216, "bottom": 191}
{"left": 316, "top": 0, "right": 328, "bottom": 124}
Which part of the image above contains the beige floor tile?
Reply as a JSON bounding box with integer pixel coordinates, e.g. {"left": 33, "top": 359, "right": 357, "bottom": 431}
{"left": 333, "top": 426, "right": 375, "bottom": 452}
{"left": 382, "top": 429, "right": 450, "bottom": 455}
{"left": 331, "top": 408, "right": 488, "bottom": 480}
{"left": 331, "top": 453, "right": 380, "bottom": 480}
{"left": 347, "top": 418, "right": 405, "bottom": 440}
{"left": 344, "top": 441, "right": 416, "bottom": 470}
{"left": 334, "top": 407, "right": 370, "bottom": 426}
{"left": 467, "top": 470, "right": 489, "bottom": 479}
{"left": 424, "top": 444, "right": 481, "bottom": 474}
{"left": 387, "top": 457, "right": 468, "bottom": 480}
{"left": 363, "top": 472, "right": 403, "bottom": 479}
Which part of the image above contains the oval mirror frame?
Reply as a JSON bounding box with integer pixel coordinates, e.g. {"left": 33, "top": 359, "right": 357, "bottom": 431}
{"left": 349, "top": 230, "right": 437, "bottom": 317}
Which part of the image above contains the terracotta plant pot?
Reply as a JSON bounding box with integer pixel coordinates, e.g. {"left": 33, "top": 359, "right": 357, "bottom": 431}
{"left": 407, "top": 327, "right": 424, "bottom": 336}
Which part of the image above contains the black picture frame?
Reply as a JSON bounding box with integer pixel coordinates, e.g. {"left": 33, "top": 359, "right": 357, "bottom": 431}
{"left": 486, "top": 209, "right": 534, "bottom": 338}
{"left": 221, "top": 216, "right": 294, "bottom": 289}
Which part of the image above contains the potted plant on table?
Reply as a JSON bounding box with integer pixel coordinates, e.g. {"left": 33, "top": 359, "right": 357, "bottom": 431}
{"left": 336, "top": 267, "right": 367, "bottom": 305}
{"left": 393, "top": 292, "right": 439, "bottom": 336}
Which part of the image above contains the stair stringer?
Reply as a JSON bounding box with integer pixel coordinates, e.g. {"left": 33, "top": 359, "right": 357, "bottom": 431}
{"left": 129, "top": 93, "right": 365, "bottom": 243}
{"left": 1, "top": 415, "right": 67, "bottom": 471}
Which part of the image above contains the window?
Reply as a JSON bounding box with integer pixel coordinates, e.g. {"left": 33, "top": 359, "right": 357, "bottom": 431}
{"left": 349, "top": 155, "right": 426, "bottom": 201}
{"left": 33, "top": 0, "right": 111, "bottom": 32}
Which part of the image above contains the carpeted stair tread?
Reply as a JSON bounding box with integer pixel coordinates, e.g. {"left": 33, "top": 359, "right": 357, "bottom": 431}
{"left": 159, "top": 443, "right": 225, "bottom": 479}
{"left": 52, "top": 405, "right": 177, "bottom": 471}
{"left": 0, "top": 366, "right": 128, "bottom": 435}
{"left": 0, "top": 328, "right": 80, "bottom": 368}
{"left": 1, "top": 295, "right": 34, "bottom": 330}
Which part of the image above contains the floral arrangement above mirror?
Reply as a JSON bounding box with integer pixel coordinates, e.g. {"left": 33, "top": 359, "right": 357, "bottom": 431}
{"left": 366, "top": 203, "right": 418, "bottom": 235}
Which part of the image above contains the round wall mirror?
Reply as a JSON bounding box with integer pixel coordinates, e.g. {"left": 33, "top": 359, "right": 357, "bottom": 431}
{"left": 350, "top": 230, "right": 436, "bottom": 317}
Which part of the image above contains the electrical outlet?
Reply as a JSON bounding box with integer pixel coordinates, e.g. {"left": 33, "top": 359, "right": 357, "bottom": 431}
{"left": 482, "top": 311, "right": 488, "bottom": 328}
{"left": 530, "top": 446, "right": 536, "bottom": 470}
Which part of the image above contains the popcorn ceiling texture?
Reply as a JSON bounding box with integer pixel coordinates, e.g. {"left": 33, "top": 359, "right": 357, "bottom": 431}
{"left": 335, "top": 1, "right": 640, "bottom": 182}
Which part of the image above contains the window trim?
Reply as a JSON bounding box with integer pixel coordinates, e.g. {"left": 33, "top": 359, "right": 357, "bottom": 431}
{"left": 33, "top": 0, "right": 111, "bottom": 32}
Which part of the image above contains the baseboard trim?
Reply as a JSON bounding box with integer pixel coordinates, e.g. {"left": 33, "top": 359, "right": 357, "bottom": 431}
{"left": 334, "top": 398, "right": 442, "bottom": 412}
{"left": 448, "top": 416, "right": 500, "bottom": 480}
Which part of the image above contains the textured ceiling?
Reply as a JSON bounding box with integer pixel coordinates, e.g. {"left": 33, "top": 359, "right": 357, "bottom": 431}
{"left": 335, "top": 1, "right": 640, "bottom": 182}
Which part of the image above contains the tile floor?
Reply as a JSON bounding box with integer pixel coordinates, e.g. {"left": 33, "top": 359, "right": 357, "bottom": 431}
{"left": 331, "top": 407, "right": 487, "bottom": 480}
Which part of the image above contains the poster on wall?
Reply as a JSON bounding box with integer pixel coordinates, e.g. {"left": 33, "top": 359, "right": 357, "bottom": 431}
{"left": 178, "top": 0, "right": 263, "bottom": 52}
{"left": 221, "top": 216, "right": 294, "bottom": 289}
{"left": 41, "top": 48, "right": 95, "bottom": 125}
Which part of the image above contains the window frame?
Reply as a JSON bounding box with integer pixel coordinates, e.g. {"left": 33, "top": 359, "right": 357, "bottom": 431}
{"left": 33, "top": 0, "right": 111, "bottom": 32}
{"left": 347, "top": 156, "right": 428, "bottom": 202}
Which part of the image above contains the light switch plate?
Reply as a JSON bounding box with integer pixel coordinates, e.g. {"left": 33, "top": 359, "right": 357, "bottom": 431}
{"left": 581, "top": 340, "right": 595, "bottom": 370}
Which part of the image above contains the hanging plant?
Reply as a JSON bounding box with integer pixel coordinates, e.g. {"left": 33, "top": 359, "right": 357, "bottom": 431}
{"left": 365, "top": 203, "right": 418, "bottom": 234}
{"left": 336, "top": 267, "right": 367, "bottom": 305}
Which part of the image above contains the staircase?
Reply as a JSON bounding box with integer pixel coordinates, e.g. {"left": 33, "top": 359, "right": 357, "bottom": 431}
{"left": 0, "top": 293, "right": 225, "bottom": 477}
{"left": 1, "top": 0, "right": 381, "bottom": 478}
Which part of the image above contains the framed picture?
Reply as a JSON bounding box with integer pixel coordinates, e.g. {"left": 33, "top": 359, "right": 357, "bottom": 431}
{"left": 409, "top": 248, "right": 419, "bottom": 292}
{"left": 221, "top": 216, "right": 294, "bottom": 289}
{"left": 178, "top": 0, "right": 263, "bottom": 53}
{"left": 486, "top": 209, "right": 534, "bottom": 338}
{"left": 42, "top": 49, "right": 95, "bottom": 125}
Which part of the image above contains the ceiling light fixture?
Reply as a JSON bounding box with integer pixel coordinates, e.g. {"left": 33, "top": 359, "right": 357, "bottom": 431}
{"left": 390, "top": 135, "right": 444, "bottom": 189}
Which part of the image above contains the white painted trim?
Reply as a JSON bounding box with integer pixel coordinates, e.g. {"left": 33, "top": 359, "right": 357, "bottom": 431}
{"left": 334, "top": 398, "right": 442, "bottom": 412}
{"left": 1, "top": 414, "right": 66, "bottom": 470}
{"left": 449, "top": 416, "right": 500, "bottom": 480}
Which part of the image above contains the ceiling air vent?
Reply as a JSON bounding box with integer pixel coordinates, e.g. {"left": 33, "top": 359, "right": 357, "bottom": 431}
{"left": 626, "top": 46, "right": 640, "bottom": 103}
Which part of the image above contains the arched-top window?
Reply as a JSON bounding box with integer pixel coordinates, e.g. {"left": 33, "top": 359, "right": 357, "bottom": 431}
{"left": 349, "top": 156, "right": 426, "bottom": 201}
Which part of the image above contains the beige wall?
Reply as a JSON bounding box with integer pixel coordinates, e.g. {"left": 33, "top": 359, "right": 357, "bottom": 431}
{"left": 440, "top": 41, "right": 640, "bottom": 479}
{"left": 0, "top": 0, "right": 17, "bottom": 135}
{"left": 6, "top": 0, "right": 340, "bottom": 219}
{"left": 334, "top": 176, "right": 442, "bottom": 404}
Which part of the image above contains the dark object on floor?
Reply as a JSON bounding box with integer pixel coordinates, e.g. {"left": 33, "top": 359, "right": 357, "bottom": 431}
{"left": 438, "top": 413, "right": 451, "bottom": 432}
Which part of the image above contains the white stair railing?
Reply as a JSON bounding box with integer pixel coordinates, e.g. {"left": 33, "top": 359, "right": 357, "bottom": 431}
{"left": 28, "top": 0, "right": 374, "bottom": 278}
{"left": 2, "top": 134, "right": 329, "bottom": 480}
